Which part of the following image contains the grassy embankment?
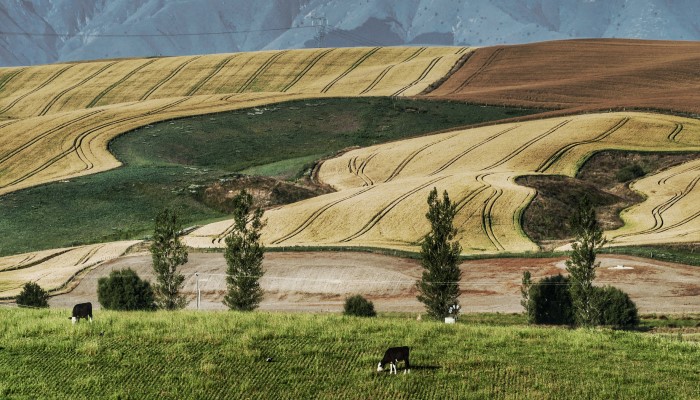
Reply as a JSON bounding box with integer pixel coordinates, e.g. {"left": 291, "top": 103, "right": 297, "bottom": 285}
{"left": 0, "top": 98, "right": 537, "bottom": 257}
{"left": 0, "top": 308, "right": 699, "bottom": 399}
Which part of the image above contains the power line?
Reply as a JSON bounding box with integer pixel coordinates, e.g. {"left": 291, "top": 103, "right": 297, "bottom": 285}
{"left": 0, "top": 25, "right": 315, "bottom": 38}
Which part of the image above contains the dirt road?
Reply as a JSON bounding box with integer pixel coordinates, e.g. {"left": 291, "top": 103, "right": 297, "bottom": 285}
{"left": 49, "top": 251, "right": 700, "bottom": 314}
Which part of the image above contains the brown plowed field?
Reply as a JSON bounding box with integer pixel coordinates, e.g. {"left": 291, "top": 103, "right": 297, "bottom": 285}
{"left": 48, "top": 251, "right": 700, "bottom": 314}
{"left": 424, "top": 39, "right": 700, "bottom": 115}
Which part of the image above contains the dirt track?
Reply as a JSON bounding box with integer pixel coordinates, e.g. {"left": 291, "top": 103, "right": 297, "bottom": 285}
{"left": 49, "top": 251, "right": 700, "bottom": 314}
{"left": 423, "top": 39, "right": 700, "bottom": 116}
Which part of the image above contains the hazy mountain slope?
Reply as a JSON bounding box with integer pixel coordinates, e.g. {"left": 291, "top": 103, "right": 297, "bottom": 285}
{"left": 1, "top": 0, "right": 699, "bottom": 66}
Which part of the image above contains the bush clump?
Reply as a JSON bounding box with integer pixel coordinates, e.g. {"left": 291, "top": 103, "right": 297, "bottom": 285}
{"left": 98, "top": 268, "right": 155, "bottom": 311}
{"left": 16, "top": 282, "right": 49, "bottom": 308}
{"left": 526, "top": 274, "right": 575, "bottom": 325}
{"left": 344, "top": 295, "right": 376, "bottom": 317}
{"left": 616, "top": 164, "right": 645, "bottom": 182}
{"left": 594, "top": 286, "right": 639, "bottom": 328}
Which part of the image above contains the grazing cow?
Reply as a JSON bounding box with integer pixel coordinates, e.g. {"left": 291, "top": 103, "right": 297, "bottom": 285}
{"left": 377, "top": 346, "right": 410, "bottom": 374}
{"left": 69, "top": 302, "right": 93, "bottom": 324}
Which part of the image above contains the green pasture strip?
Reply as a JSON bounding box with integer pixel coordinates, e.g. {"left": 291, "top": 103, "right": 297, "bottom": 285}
{"left": 0, "top": 309, "right": 699, "bottom": 399}
{"left": 602, "top": 245, "right": 700, "bottom": 267}
{"left": 0, "top": 99, "right": 537, "bottom": 257}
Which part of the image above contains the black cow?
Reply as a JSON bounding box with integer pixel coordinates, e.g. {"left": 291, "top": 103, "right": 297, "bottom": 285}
{"left": 69, "top": 302, "right": 93, "bottom": 324}
{"left": 377, "top": 346, "right": 410, "bottom": 374}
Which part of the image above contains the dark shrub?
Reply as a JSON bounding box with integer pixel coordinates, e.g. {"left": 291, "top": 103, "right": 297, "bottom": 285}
{"left": 527, "top": 274, "right": 574, "bottom": 325}
{"left": 344, "top": 295, "right": 376, "bottom": 317}
{"left": 594, "top": 286, "right": 639, "bottom": 328}
{"left": 98, "top": 268, "right": 155, "bottom": 311}
{"left": 616, "top": 164, "right": 645, "bottom": 182}
{"left": 16, "top": 282, "right": 49, "bottom": 308}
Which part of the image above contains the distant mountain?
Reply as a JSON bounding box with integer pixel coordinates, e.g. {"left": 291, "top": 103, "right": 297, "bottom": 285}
{"left": 2, "top": 0, "right": 700, "bottom": 66}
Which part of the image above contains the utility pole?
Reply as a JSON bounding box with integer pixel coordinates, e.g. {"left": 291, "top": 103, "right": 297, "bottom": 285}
{"left": 307, "top": 16, "right": 328, "bottom": 48}
{"left": 195, "top": 272, "right": 200, "bottom": 310}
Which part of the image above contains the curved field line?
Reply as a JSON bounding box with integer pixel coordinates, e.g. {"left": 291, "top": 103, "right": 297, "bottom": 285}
{"left": 391, "top": 56, "right": 443, "bottom": 96}
{"left": 429, "top": 126, "right": 519, "bottom": 176}
{"left": 0, "top": 69, "right": 24, "bottom": 92}
{"left": 667, "top": 123, "right": 684, "bottom": 142}
{"left": 449, "top": 48, "right": 503, "bottom": 94}
{"left": 0, "top": 65, "right": 74, "bottom": 115}
{"left": 618, "top": 167, "right": 700, "bottom": 239}
{"left": 38, "top": 62, "right": 118, "bottom": 116}
{"left": 476, "top": 174, "right": 505, "bottom": 251}
{"left": 455, "top": 47, "right": 470, "bottom": 54}
{"left": 270, "top": 186, "right": 377, "bottom": 245}
{"left": 658, "top": 159, "right": 700, "bottom": 185}
{"left": 237, "top": 51, "right": 289, "bottom": 93}
{"left": 454, "top": 174, "right": 492, "bottom": 213}
{"left": 484, "top": 120, "right": 571, "bottom": 170}
{"left": 321, "top": 47, "right": 382, "bottom": 93}
{"left": 140, "top": 56, "right": 201, "bottom": 101}
{"left": 186, "top": 55, "right": 237, "bottom": 96}
{"left": 0, "top": 120, "right": 19, "bottom": 130}
{"left": 360, "top": 47, "right": 426, "bottom": 95}
{"left": 385, "top": 132, "right": 461, "bottom": 182}
{"left": 86, "top": 59, "right": 157, "bottom": 108}
{"left": 282, "top": 49, "right": 335, "bottom": 92}
{"left": 348, "top": 153, "right": 377, "bottom": 186}
{"left": 75, "top": 245, "right": 105, "bottom": 265}
{"left": 535, "top": 117, "right": 629, "bottom": 173}
{"left": 0, "top": 249, "right": 72, "bottom": 272}
{"left": 339, "top": 176, "right": 448, "bottom": 243}
{"left": 0, "top": 99, "right": 188, "bottom": 189}
{"left": 0, "top": 110, "right": 104, "bottom": 165}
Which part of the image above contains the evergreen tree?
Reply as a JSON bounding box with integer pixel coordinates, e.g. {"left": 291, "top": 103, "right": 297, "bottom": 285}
{"left": 565, "top": 194, "right": 606, "bottom": 327}
{"left": 16, "top": 282, "right": 49, "bottom": 308}
{"left": 223, "top": 190, "right": 266, "bottom": 311}
{"left": 151, "top": 209, "right": 188, "bottom": 310}
{"left": 416, "top": 188, "right": 462, "bottom": 319}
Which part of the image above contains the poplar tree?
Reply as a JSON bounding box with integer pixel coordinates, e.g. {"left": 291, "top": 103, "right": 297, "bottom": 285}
{"left": 566, "top": 195, "right": 606, "bottom": 327}
{"left": 151, "top": 209, "right": 188, "bottom": 310}
{"left": 416, "top": 188, "right": 462, "bottom": 319}
{"left": 223, "top": 190, "right": 266, "bottom": 311}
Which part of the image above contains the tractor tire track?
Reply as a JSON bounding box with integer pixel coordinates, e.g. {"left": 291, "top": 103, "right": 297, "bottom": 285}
{"left": 391, "top": 56, "right": 443, "bottom": 96}
{"left": 86, "top": 59, "right": 157, "bottom": 108}
{"left": 385, "top": 131, "right": 461, "bottom": 182}
{"left": 321, "top": 47, "right": 381, "bottom": 93}
{"left": 282, "top": 49, "right": 335, "bottom": 92}
{"left": 667, "top": 123, "right": 684, "bottom": 143}
{"left": 38, "top": 62, "right": 118, "bottom": 116}
{"left": 237, "top": 51, "right": 289, "bottom": 93}
{"left": 0, "top": 69, "right": 24, "bottom": 92}
{"left": 455, "top": 47, "right": 470, "bottom": 54}
{"left": 449, "top": 48, "right": 503, "bottom": 94}
{"left": 359, "top": 47, "right": 426, "bottom": 95}
{"left": 270, "top": 186, "right": 377, "bottom": 245}
{"left": 75, "top": 245, "right": 105, "bottom": 265}
{"left": 0, "top": 119, "right": 19, "bottom": 130}
{"left": 484, "top": 120, "right": 571, "bottom": 170}
{"left": 454, "top": 174, "right": 492, "bottom": 213}
{"left": 0, "top": 65, "right": 74, "bottom": 116}
{"left": 658, "top": 159, "right": 700, "bottom": 185}
{"left": 429, "top": 126, "right": 519, "bottom": 176}
{"left": 339, "top": 176, "right": 448, "bottom": 243}
{"left": 0, "top": 98, "right": 188, "bottom": 189}
{"left": 0, "top": 110, "right": 104, "bottom": 166}
{"left": 186, "top": 55, "right": 237, "bottom": 96}
{"left": 535, "top": 117, "right": 629, "bottom": 173}
{"left": 140, "top": 56, "right": 201, "bottom": 101}
{"left": 348, "top": 153, "right": 377, "bottom": 186}
{"left": 478, "top": 174, "right": 505, "bottom": 251}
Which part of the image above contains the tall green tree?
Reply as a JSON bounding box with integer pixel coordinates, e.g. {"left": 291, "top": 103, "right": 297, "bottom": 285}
{"left": 223, "top": 190, "right": 266, "bottom": 311}
{"left": 566, "top": 194, "right": 606, "bottom": 327}
{"left": 416, "top": 188, "right": 462, "bottom": 319}
{"left": 151, "top": 209, "right": 188, "bottom": 310}
{"left": 16, "top": 282, "right": 49, "bottom": 308}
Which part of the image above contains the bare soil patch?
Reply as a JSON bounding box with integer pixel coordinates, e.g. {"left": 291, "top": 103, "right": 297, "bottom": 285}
{"left": 49, "top": 252, "right": 700, "bottom": 315}
{"left": 424, "top": 39, "right": 700, "bottom": 116}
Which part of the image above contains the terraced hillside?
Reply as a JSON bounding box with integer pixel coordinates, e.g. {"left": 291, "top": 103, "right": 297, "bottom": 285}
{"left": 185, "top": 112, "right": 700, "bottom": 253}
{"left": 424, "top": 39, "right": 700, "bottom": 115}
{"left": 0, "top": 47, "right": 468, "bottom": 194}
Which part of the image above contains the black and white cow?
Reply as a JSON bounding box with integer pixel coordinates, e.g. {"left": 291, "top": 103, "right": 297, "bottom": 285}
{"left": 69, "top": 302, "right": 93, "bottom": 324}
{"left": 377, "top": 346, "right": 410, "bottom": 374}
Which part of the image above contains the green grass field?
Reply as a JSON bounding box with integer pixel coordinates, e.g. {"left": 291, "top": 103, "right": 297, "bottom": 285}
{"left": 0, "top": 309, "right": 698, "bottom": 399}
{"left": 0, "top": 98, "right": 537, "bottom": 257}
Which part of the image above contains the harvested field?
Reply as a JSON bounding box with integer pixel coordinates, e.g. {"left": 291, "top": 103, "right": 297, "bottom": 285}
{"left": 424, "top": 39, "right": 700, "bottom": 115}
{"left": 0, "top": 241, "right": 139, "bottom": 298}
{"left": 186, "top": 112, "right": 700, "bottom": 253}
{"left": 0, "top": 47, "right": 466, "bottom": 194}
{"left": 48, "top": 251, "right": 700, "bottom": 314}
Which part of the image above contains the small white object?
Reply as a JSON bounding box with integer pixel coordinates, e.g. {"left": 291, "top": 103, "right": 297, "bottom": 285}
{"left": 445, "top": 317, "right": 455, "bottom": 324}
